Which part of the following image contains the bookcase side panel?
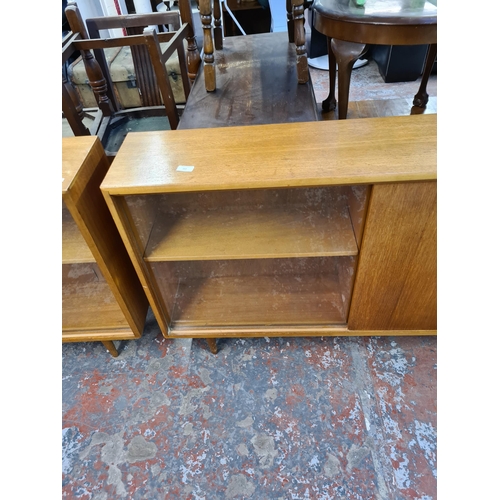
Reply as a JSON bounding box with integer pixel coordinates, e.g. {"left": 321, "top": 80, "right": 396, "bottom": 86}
{"left": 347, "top": 181, "right": 437, "bottom": 331}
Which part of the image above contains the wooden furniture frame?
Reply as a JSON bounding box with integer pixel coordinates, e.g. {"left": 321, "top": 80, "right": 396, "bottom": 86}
{"left": 100, "top": 114, "right": 436, "bottom": 354}
{"left": 63, "top": 136, "right": 149, "bottom": 356}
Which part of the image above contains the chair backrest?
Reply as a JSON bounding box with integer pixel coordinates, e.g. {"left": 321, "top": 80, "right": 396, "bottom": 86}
{"left": 65, "top": 1, "right": 200, "bottom": 130}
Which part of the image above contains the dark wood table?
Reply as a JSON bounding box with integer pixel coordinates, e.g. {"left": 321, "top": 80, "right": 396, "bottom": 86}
{"left": 311, "top": 0, "right": 437, "bottom": 119}
{"left": 178, "top": 31, "right": 318, "bottom": 130}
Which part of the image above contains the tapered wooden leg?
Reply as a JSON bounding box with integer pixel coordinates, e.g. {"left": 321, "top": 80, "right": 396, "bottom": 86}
{"left": 206, "top": 338, "right": 218, "bottom": 354}
{"left": 292, "top": 0, "right": 309, "bottom": 84}
{"left": 413, "top": 43, "right": 437, "bottom": 108}
{"left": 102, "top": 341, "right": 119, "bottom": 357}
{"left": 321, "top": 37, "right": 337, "bottom": 112}
{"left": 330, "top": 38, "right": 366, "bottom": 119}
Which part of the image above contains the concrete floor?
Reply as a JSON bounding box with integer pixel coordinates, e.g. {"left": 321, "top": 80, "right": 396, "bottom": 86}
{"left": 63, "top": 312, "right": 436, "bottom": 499}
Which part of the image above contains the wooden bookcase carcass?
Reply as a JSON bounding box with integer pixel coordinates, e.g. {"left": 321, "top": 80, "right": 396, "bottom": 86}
{"left": 100, "top": 115, "right": 437, "bottom": 353}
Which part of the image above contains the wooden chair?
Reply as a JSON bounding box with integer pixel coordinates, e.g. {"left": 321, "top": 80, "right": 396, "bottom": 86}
{"left": 64, "top": 0, "right": 200, "bottom": 156}
{"left": 63, "top": 31, "right": 92, "bottom": 137}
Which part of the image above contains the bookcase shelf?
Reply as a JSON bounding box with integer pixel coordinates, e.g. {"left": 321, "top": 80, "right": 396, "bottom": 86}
{"left": 143, "top": 187, "right": 358, "bottom": 261}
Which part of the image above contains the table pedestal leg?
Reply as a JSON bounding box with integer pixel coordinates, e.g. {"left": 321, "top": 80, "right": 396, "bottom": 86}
{"left": 329, "top": 38, "right": 366, "bottom": 119}
{"left": 413, "top": 43, "right": 437, "bottom": 107}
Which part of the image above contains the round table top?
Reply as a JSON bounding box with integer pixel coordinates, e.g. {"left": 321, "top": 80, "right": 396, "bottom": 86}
{"left": 314, "top": 0, "right": 437, "bottom": 25}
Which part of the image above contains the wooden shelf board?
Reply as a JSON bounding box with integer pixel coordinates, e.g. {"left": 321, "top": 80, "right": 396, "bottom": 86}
{"left": 62, "top": 280, "right": 129, "bottom": 332}
{"left": 62, "top": 206, "right": 95, "bottom": 263}
{"left": 160, "top": 273, "right": 348, "bottom": 327}
{"left": 63, "top": 328, "right": 138, "bottom": 342}
{"left": 101, "top": 114, "right": 437, "bottom": 195}
{"left": 145, "top": 204, "right": 358, "bottom": 261}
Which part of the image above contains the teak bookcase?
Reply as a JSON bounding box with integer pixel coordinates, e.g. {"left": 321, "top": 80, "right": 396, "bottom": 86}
{"left": 100, "top": 114, "right": 437, "bottom": 353}
{"left": 62, "top": 136, "right": 149, "bottom": 356}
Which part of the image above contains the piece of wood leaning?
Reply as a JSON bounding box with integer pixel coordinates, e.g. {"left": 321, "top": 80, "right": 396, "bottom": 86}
{"left": 62, "top": 136, "right": 149, "bottom": 356}
{"left": 100, "top": 114, "right": 437, "bottom": 350}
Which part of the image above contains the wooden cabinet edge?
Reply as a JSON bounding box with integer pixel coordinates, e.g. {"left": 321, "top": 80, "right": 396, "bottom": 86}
{"left": 62, "top": 137, "right": 149, "bottom": 347}
{"left": 100, "top": 190, "right": 172, "bottom": 338}
{"left": 163, "top": 327, "right": 437, "bottom": 338}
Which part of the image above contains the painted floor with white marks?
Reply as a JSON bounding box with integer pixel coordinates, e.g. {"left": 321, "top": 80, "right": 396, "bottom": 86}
{"left": 62, "top": 309, "right": 436, "bottom": 499}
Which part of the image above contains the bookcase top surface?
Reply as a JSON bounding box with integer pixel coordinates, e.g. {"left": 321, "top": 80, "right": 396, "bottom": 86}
{"left": 101, "top": 115, "right": 437, "bottom": 194}
{"left": 62, "top": 136, "right": 99, "bottom": 194}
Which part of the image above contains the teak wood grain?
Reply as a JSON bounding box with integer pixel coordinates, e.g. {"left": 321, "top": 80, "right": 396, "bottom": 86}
{"left": 144, "top": 187, "right": 358, "bottom": 261}
{"left": 101, "top": 115, "right": 437, "bottom": 340}
{"left": 101, "top": 114, "right": 436, "bottom": 195}
{"left": 62, "top": 204, "right": 95, "bottom": 263}
{"left": 150, "top": 258, "right": 353, "bottom": 328}
{"left": 62, "top": 136, "right": 149, "bottom": 352}
{"left": 348, "top": 181, "right": 437, "bottom": 331}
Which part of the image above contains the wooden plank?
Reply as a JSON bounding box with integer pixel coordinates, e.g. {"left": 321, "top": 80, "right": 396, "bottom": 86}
{"left": 169, "top": 327, "right": 436, "bottom": 337}
{"left": 144, "top": 194, "right": 358, "bottom": 261}
{"left": 101, "top": 114, "right": 437, "bottom": 195}
{"left": 348, "top": 181, "right": 437, "bottom": 331}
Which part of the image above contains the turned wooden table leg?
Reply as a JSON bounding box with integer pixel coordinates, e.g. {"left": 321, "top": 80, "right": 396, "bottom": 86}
{"left": 179, "top": 0, "right": 202, "bottom": 87}
{"left": 321, "top": 37, "right": 337, "bottom": 112}
{"left": 413, "top": 43, "right": 437, "bottom": 107}
{"left": 292, "top": 0, "right": 309, "bottom": 84}
{"left": 102, "top": 341, "right": 119, "bottom": 357}
{"left": 206, "top": 338, "right": 218, "bottom": 354}
{"left": 199, "top": 0, "right": 216, "bottom": 91}
{"left": 330, "top": 38, "right": 366, "bottom": 119}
